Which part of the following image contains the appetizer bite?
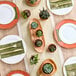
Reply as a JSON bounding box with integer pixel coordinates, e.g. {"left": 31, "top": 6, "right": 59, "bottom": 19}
{"left": 38, "top": 59, "right": 57, "bottom": 76}
{"left": 29, "top": 18, "right": 45, "bottom": 53}
{"left": 39, "top": 8, "right": 50, "bottom": 20}
{"left": 48, "top": 44, "right": 56, "bottom": 53}
{"left": 25, "top": 0, "right": 41, "bottom": 7}
{"left": 21, "top": 10, "right": 31, "bottom": 19}
{"left": 30, "top": 54, "right": 39, "bottom": 65}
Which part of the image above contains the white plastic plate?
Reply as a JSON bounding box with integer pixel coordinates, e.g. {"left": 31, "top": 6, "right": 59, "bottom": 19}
{"left": 63, "top": 57, "right": 76, "bottom": 76}
{"left": 0, "top": 35, "right": 26, "bottom": 64}
{"left": 0, "top": 4, "right": 15, "bottom": 24}
{"left": 47, "top": 0, "right": 74, "bottom": 15}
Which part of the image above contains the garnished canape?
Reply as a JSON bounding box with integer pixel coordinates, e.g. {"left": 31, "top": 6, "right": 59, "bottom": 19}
{"left": 31, "top": 22, "right": 38, "bottom": 29}
{"left": 36, "top": 30, "right": 43, "bottom": 37}
{"left": 39, "top": 8, "right": 50, "bottom": 20}
{"left": 21, "top": 10, "right": 31, "bottom": 19}
{"left": 25, "top": 0, "right": 41, "bottom": 7}
{"left": 38, "top": 59, "right": 57, "bottom": 76}
{"left": 48, "top": 44, "right": 56, "bottom": 53}
{"left": 35, "top": 39, "right": 42, "bottom": 47}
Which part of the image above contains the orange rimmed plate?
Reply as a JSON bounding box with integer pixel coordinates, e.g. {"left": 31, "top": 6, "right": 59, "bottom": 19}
{"left": 7, "top": 70, "right": 30, "bottom": 76}
{"left": 0, "top": 1, "right": 19, "bottom": 29}
{"left": 54, "top": 19, "right": 76, "bottom": 48}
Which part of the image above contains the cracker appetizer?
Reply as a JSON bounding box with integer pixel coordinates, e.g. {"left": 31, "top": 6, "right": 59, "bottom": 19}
{"left": 25, "top": 0, "right": 41, "bottom": 7}
{"left": 29, "top": 18, "right": 45, "bottom": 53}
{"left": 38, "top": 59, "right": 57, "bottom": 76}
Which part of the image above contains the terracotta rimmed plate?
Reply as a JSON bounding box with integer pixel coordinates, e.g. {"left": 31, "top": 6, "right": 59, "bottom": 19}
{"left": 46, "top": 0, "right": 74, "bottom": 15}
{"left": 0, "top": 35, "right": 26, "bottom": 64}
{"left": 0, "top": 1, "right": 19, "bottom": 29}
{"left": 7, "top": 70, "right": 30, "bottom": 76}
{"left": 54, "top": 19, "right": 76, "bottom": 48}
{"left": 38, "top": 59, "right": 57, "bottom": 76}
{"left": 63, "top": 57, "right": 76, "bottom": 76}
{"left": 29, "top": 18, "right": 45, "bottom": 53}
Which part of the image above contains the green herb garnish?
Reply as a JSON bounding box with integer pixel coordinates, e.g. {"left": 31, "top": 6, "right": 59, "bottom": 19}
{"left": 31, "top": 22, "right": 38, "bottom": 29}
{"left": 30, "top": 54, "right": 39, "bottom": 65}
{"left": 42, "top": 63, "right": 53, "bottom": 74}
{"left": 36, "top": 30, "right": 43, "bottom": 37}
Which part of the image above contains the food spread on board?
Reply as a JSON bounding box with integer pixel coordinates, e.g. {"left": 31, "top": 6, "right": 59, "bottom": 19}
{"left": 0, "top": 0, "right": 76, "bottom": 76}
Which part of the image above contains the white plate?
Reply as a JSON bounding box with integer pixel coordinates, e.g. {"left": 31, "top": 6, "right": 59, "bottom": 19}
{"left": 63, "top": 57, "right": 76, "bottom": 76}
{"left": 47, "top": 0, "right": 74, "bottom": 15}
{"left": 0, "top": 4, "right": 15, "bottom": 24}
{"left": 0, "top": 35, "right": 26, "bottom": 64}
{"left": 12, "top": 74, "right": 24, "bottom": 76}
{"left": 59, "top": 23, "right": 76, "bottom": 44}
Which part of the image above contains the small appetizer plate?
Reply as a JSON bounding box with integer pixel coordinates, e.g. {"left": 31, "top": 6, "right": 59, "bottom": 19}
{"left": 7, "top": 70, "right": 30, "bottom": 76}
{"left": 0, "top": 35, "right": 26, "bottom": 64}
{"left": 54, "top": 19, "right": 76, "bottom": 48}
{"left": 47, "top": 0, "right": 74, "bottom": 15}
{"left": 63, "top": 57, "right": 76, "bottom": 76}
{"left": 0, "top": 1, "right": 19, "bottom": 29}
